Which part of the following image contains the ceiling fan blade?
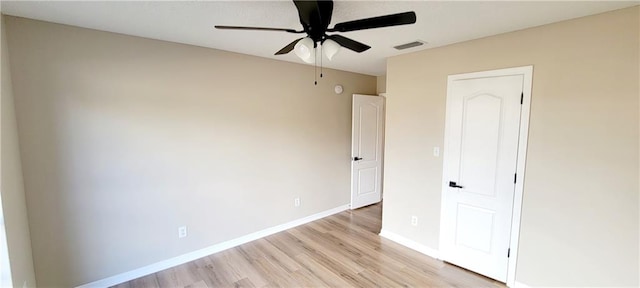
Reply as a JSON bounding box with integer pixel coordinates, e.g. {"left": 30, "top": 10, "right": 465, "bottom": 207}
{"left": 327, "top": 35, "right": 370, "bottom": 53}
{"left": 293, "top": 1, "right": 319, "bottom": 27}
{"left": 275, "top": 38, "right": 304, "bottom": 55}
{"left": 328, "top": 11, "right": 416, "bottom": 33}
{"left": 215, "top": 25, "right": 302, "bottom": 33}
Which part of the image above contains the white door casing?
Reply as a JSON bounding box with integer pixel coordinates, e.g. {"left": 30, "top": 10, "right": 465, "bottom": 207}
{"left": 440, "top": 66, "right": 533, "bottom": 285}
{"left": 351, "top": 94, "right": 384, "bottom": 210}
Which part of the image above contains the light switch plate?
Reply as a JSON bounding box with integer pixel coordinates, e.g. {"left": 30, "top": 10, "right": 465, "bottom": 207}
{"left": 178, "top": 226, "right": 187, "bottom": 238}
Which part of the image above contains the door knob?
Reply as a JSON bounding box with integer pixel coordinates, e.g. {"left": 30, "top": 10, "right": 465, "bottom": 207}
{"left": 353, "top": 157, "right": 363, "bottom": 161}
{"left": 449, "top": 181, "right": 464, "bottom": 188}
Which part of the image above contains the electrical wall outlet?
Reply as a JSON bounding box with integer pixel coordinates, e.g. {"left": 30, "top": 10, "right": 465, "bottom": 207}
{"left": 433, "top": 147, "right": 440, "bottom": 157}
{"left": 178, "top": 226, "right": 187, "bottom": 238}
{"left": 294, "top": 197, "right": 301, "bottom": 207}
{"left": 411, "top": 216, "right": 418, "bottom": 226}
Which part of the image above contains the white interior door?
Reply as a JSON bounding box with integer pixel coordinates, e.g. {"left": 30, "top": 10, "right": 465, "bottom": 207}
{"left": 440, "top": 72, "right": 524, "bottom": 282}
{"left": 351, "top": 94, "right": 384, "bottom": 210}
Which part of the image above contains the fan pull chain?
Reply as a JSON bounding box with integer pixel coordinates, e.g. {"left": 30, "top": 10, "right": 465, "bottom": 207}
{"left": 320, "top": 44, "right": 323, "bottom": 78}
{"left": 314, "top": 52, "right": 317, "bottom": 85}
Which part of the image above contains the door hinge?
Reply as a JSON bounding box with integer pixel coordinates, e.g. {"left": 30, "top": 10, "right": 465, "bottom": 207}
{"left": 514, "top": 173, "right": 517, "bottom": 184}
{"left": 520, "top": 92, "right": 524, "bottom": 104}
{"left": 508, "top": 248, "right": 511, "bottom": 258}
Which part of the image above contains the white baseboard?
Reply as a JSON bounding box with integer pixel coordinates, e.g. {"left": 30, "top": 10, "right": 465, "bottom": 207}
{"left": 379, "top": 229, "right": 440, "bottom": 260}
{"left": 77, "top": 204, "right": 350, "bottom": 288}
{"left": 513, "top": 281, "right": 532, "bottom": 288}
{"left": 379, "top": 231, "right": 533, "bottom": 288}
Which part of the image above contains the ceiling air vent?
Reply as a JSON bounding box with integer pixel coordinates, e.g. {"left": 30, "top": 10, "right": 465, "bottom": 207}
{"left": 393, "top": 40, "right": 425, "bottom": 50}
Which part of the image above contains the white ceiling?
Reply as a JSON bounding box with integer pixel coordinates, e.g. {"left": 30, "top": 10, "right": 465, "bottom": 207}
{"left": 1, "top": 1, "right": 637, "bottom": 76}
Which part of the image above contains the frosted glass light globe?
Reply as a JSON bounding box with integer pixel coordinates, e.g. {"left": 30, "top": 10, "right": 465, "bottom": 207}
{"left": 323, "top": 39, "right": 341, "bottom": 61}
{"left": 294, "top": 37, "right": 315, "bottom": 63}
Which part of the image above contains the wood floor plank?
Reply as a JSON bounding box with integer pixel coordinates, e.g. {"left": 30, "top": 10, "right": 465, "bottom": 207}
{"left": 305, "top": 220, "right": 331, "bottom": 234}
{"left": 129, "top": 273, "right": 160, "bottom": 288}
{"left": 286, "top": 228, "right": 365, "bottom": 276}
{"left": 289, "top": 266, "right": 331, "bottom": 287}
{"left": 175, "top": 262, "right": 202, "bottom": 286}
{"left": 251, "top": 257, "right": 297, "bottom": 287}
{"left": 263, "top": 231, "right": 306, "bottom": 258}
{"left": 252, "top": 238, "right": 301, "bottom": 272}
{"left": 356, "top": 268, "right": 408, "bottom": 288}
{"left": 183, "top": 280, "right": 209, "bottom": 288}
{"left": 192, "top": 255, "right": 236, "bottom": 287}
{"left": 155, "top": 267, "right": 181, "bottom": 287}
{"left": 232, "top": 277, "right": 256, "bottom": 288}
{"left": 293, "top": 253, "right": 357, "bottom": 288}
{"left": 222, "top": 247, "right": 269, "bottom": 287}
{"left": 113, "top": 203, "right": 504, "bottom": 288}
{"left": 212, "top": 250, "right": 248, "bottom": 282}
{"left": 300, "top": 225, "right": 364, "bottom": 260}
{"left": 192, "top": 265, "right": 223, "bottom": 288}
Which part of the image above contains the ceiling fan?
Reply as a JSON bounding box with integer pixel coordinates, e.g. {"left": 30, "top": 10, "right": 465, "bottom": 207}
{"left": 215, "top": 0, "right": 417, "bottom": 63}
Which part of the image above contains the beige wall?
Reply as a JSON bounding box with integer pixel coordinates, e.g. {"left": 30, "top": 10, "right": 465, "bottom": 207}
{"left": 376, "top": 75, "right": 386, "bottom": 94}
{"left": 383, "top": 6, "right": 639, "bottom": 287}
{"left": 0, "top": 15, "right": 36, "bottom": 288}
{"left": 5, "top": 16, "right": 376, "bottom": 286}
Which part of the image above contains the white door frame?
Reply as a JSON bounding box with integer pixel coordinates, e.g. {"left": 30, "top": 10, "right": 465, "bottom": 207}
{"left": 439, "top": 66, "right": 533, "bottom": 287}
{"left": 379, "top": 93, "right": 386, "bottom": 200}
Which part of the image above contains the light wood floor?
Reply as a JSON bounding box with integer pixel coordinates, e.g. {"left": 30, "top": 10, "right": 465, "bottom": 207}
{"left": 113, "top": 203, "right": 504, "bottom": 288}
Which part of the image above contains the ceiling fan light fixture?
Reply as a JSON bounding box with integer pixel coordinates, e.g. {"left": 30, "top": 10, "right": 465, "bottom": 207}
{"left": 215, "top": 1, "right": 417, "bottom": 71}
{"left": 323, "top": 39, "right": 341, "bottom": 61}
{"left": 294, "top": 37, "right": 315, "bottom": 63}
